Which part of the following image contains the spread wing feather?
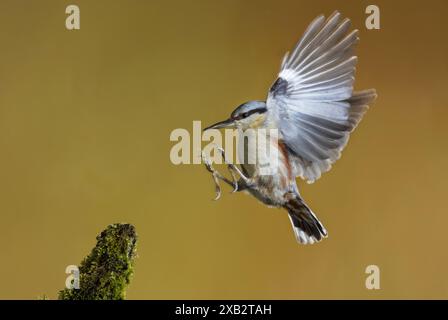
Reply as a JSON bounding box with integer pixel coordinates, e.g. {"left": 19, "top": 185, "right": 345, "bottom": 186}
{"left": 267, "top": 11, "right": 377, "bottom": 183}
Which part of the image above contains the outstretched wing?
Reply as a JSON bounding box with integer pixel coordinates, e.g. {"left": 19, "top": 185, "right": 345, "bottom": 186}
{"left": 266, "top": 11, "right": 377, "bottom": 183}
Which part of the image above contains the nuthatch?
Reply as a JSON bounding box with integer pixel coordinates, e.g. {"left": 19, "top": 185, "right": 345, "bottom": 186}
{"left": 202, "top": 11, "right": 377, "bottom": 245}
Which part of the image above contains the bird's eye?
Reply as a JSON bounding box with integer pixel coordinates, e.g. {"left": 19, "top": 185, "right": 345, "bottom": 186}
{"left": 233, "top": 112, "right": 249, "bottom": 120}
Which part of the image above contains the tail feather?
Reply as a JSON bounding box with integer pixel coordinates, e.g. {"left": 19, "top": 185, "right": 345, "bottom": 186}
{"left": 285, "top": 197, "right": 327, "bottom": 245}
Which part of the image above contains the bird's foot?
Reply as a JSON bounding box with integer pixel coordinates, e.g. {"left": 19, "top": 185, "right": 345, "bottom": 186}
{"left": 214, "top": 145, "right": 251, "bottom": 187}
{"left": 202, "top": 149, "right": 238, "bottom": 200}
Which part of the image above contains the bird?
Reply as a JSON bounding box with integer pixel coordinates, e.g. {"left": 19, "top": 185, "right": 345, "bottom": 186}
{"left": 202, "top": 11, "right": 377, "bottom": 245}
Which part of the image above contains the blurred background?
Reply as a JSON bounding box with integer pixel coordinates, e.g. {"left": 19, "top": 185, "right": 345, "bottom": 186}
{"left": 0, "top": 0, "right": 447, "bottom": 299}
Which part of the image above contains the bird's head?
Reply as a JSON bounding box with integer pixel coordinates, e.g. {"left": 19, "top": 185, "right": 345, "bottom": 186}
{"left": 204, "top": 101, "right": 267, "bottom": 132}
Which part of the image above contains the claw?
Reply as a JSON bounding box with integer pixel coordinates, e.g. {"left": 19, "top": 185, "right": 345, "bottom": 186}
{"left": 215, "top": 145, "right": 227, "bottom": 162}
{"left": 202, "top": 151, "right": 213, "bottom": 172}
{"left": 229, "top": 170, "right": 238, "bottom": 193}
{"left": 202, "top": 151, "right": 222, "bottom": 200}
{"left": 212, "top": 172, "right": 222, "bottom": 200}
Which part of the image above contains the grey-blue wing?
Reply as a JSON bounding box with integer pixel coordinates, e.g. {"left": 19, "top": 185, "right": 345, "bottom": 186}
{"left": 266, "top": 11, "right": 376, "bottom": 183}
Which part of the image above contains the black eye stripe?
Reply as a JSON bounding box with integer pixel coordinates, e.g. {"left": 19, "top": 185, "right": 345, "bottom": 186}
{"left": 234, "top": 107, "right": 266, "bottom": 119}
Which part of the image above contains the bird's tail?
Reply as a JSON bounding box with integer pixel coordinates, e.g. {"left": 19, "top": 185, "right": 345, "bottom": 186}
{"left": 285, "top": 196, "right": 328, "bottom": 245}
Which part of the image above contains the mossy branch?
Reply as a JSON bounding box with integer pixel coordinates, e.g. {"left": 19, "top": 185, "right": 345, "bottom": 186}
{"left": 58, "top": 223, "right": 137, "bottom": 300}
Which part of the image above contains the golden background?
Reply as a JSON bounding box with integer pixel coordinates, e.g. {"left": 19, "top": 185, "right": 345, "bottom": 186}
{"left": 0, "top": 0, "right": 447, "bottom": 299}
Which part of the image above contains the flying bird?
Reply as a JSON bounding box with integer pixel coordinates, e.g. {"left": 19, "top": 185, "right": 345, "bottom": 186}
{"left": 202, "top": 11, "right": 377, "bottom": 245}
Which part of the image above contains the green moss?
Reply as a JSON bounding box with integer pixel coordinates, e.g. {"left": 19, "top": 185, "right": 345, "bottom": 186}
{"left": 58, "top": 223, "right": 137, "bottom": 300}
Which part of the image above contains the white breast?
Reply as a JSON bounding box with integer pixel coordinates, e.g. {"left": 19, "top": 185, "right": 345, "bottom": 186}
{"left": 237, "top": 129, "right": 288, "bottom": 179}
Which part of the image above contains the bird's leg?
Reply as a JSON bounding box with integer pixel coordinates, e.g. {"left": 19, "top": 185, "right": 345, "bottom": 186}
{"left": 214, "top": 145, "right": 252, "bottom": 190}
{"left": 201, "top": 150, "right": 238, "bottom": 200}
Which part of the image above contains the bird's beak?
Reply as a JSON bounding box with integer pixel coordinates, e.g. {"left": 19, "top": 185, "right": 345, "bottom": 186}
{"left": 203, "top": 118, "right": 235, "bottom": 131}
